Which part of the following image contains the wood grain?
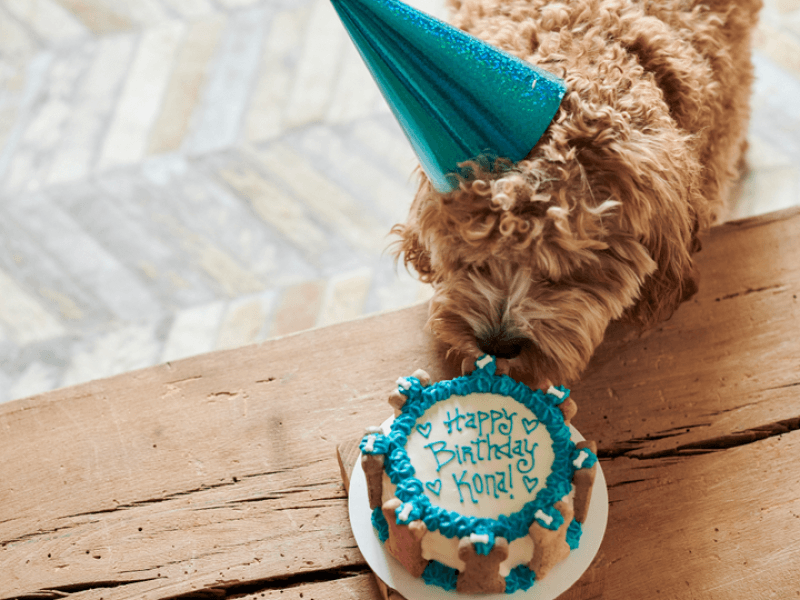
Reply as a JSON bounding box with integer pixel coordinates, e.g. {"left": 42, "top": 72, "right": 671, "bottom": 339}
{"left": 1, "top": 207, "right": 799, "bottom": 599}
{"left": 571, "top": 206, "right": 800, "bottom": 458}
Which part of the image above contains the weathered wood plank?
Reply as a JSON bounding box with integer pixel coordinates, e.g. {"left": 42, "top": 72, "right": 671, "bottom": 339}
{"left": 239, "top": 572, "right": 382, "bottom": 599}
{"left": 337, "top": 438, "right": 361, "bottom": 495}
{"left": 571, "top": 206, "right": 800, "bottom": 458}
{"left": 0, "top": 460, "right": 364, "bottom": 599}
{"left": 0, "top": 307, "right": 446, "bottom": 600}
{"left": 560, "top": 430, "right": 800, "bottom": 599}
{"left": 1, "top": 207, "right": 799, "bottom": 599}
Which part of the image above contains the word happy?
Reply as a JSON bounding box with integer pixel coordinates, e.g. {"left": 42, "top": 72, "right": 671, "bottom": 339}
{"left": 419, "top": 405, "right": 544, "bottom": 504}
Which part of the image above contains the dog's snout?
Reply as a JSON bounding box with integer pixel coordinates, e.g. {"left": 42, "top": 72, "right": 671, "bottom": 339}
{"left": 477, "top": 334, "right": 531, "bottom": 360}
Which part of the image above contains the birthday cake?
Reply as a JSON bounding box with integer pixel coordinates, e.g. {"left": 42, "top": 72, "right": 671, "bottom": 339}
{"left": 360, "top": 355, "right": 598, "bottom": 594}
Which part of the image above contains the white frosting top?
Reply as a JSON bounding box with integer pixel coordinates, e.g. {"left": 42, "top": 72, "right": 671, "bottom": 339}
{"left": 405, "top": 392, "right": 555, "bottom": 519}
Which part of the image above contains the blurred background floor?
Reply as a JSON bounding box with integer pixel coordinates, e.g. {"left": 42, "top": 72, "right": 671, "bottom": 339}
{"left": 0, "top": 0, "right": 798, "bottom": 405}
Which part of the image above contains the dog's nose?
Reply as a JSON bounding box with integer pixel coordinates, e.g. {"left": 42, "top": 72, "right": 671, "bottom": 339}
{"left": 477, "top": 334, "right": 530, "bottom": 360}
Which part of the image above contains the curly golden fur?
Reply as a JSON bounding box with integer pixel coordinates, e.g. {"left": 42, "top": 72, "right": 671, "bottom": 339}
{"left": 394, "top": 0, "right": 762, "bottom": 385}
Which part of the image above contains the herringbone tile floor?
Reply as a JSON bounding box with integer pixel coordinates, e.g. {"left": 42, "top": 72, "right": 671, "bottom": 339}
{"left": 1, "top": 0, "right": 799, "bottom": 404}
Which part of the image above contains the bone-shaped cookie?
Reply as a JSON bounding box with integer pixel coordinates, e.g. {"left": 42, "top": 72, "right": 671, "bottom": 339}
{"left": 362, "top": 452, "right": 385, "bottom": 509}
{"left": 528, "top": 500, "right": 573, "bottom": 580}
{"left": 382, "top": 497, "right": 429, "bottom": 577}
{"left": 456, "top": 535, "right": 509, "bottom": 594}
{"left": 573, "top": 440, "right": 598, "bottom": 523}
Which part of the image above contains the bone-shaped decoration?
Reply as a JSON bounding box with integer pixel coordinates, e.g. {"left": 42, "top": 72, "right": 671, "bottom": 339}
{"left": 411, "top": 368, "right": 432, "bottom": 387}
{"left": 573, "top": 440, "right": 598, "bottom": 523}
{"left": 456, "top": 535, "right": 509, "bottom": 594}
{"left": 361, "top": 451, "right": 385, "bottom": 509}
{"left": 528, "top": 500, "right": 573, "bottom": 580}
{"left": 388, "top": 389, "right": 406, "bottom": 416}
{"left": 559, "top": 397, "right": 578, "bottom": 426}
{"left": 382, "top": 497, "right": 429, "bottom": 577}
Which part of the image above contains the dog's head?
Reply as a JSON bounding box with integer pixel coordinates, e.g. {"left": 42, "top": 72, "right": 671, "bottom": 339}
{"left": 393, "top": 83, "right": 705, "bottom": 385}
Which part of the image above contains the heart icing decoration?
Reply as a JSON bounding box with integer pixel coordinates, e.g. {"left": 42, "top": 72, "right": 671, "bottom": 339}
{"left": 523, "top": 476, "right": 539, "bottom": 494}
{"left": 416, "top": 422, "right": 432, "bottom": 438}
{"left": 426, "top": 479, "right": 442, "bottom": 496}
{"left": 522, "top": 418, "right": 540, "bottom": 434}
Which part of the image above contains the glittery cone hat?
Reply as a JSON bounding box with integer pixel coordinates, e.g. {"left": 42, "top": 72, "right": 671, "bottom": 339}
{"left": 330, "top": 0, "right": 567, "bottom": 192}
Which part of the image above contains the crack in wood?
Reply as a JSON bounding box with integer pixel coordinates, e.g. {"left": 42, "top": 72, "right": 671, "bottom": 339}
{"left": 1, "top": 594, "right": 67, "bottom": 600}
{"left": 766, "top": 380, "right": 800, "bottom": 391}
{"left": 273, "top": 504, "right": 330, "bottom": 512}
{"left": 272, "top": 496, "right": 344, "bottom": 512}
{"left": 56, "top": 485, "right": 237, "bottom": 519}
{"left": 206, "top": 495, "right": 280, "bottom": 506}
{"left": 705, "top": 400, "right": 761, "bottom": 416}
{"left": 159, "top": 565, "right": 372, "bottom": 599}
{"left": 165, "top": 376, "right": 203, "bottom": 386}
{"left": 1, "top": 522, "right": 82, "bottom": 547}
{"left": 3, "top": 479, "right": 348, "bottom": 547}
{"left": 600, "top": 416, "right": 800, "bottom": 460}
{"left": 207, "top": 391, "right": 243, "bottom": 400}
{"left": 634, "top": 429, "right": 689, "bottom": 441}
{"left": 607, "top": 478, "right": 648, "bottom": 489}
{"left": 713, "top": 284, "right": 786, "bottom": 302}
{"left": 5, "top": 577, "right": 161, "bottom": 600}
{"left": 718, "top": 206, "right": 800, "bottom": 231}
{"left": 53, "top": 470, "right": 315, "bottom": 520}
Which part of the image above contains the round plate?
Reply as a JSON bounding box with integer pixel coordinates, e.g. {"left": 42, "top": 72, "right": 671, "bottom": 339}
{"left": 348, "top": 418, "right": 608, "bottom": 599}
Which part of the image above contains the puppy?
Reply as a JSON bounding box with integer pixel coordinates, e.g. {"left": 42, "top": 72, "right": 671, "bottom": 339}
{"left": 394, "top": 0, "right": 762, "bottom": 385}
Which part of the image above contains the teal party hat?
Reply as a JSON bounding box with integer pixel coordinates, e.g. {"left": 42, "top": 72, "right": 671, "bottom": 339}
{"left": 330, "top": 0, "right": 567, "bottom": 192}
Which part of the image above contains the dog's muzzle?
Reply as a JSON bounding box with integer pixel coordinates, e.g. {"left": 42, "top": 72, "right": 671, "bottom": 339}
{"left": 477, "top": 333, "right": 531, "bottom": 360}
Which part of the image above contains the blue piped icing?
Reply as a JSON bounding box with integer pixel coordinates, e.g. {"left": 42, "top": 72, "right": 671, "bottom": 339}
{"left": 420, "top": 558, "right": 539, "bottom": 594}
{"left": 566, "top": 518, "right": 583, "bottom": 550}
{"left": 373, "top": 355, "right": 593, "bottom": 594}
{"left": 422, "top": 560, "right": 458, "bottom": 590}
{"left": 505, "top": 564, "right": 537, "bottom": 593}
{"left": 372, "top": 506, "right": 389, "bottom": 542}
{"left": 360, "top": 432, "right": 390, "bottom": 455}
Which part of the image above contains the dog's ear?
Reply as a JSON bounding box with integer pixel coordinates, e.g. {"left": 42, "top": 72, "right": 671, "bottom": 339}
{"left": 559, "top": 89, "right": 706, "bottom": 328}
{"left": 626, "top": 209, "right": 702, "bottom": 327}
{"left": 629, "top": 249, "right": 698, "bottom": 326}
{"left": 619, "top": 15, "right": 709, "bottom": 133}
{"left": 391, "top": 218, "right": 434, "bottom": 283}
{"left": 391, "top": 179, "right": 435, "bottom": 282}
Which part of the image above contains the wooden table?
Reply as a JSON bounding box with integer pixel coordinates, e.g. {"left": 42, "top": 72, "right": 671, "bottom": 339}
{"left": 2, "top": 207, "right": 800, "bottom": 599}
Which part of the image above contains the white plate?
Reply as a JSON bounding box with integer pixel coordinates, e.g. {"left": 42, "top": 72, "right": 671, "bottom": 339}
{"left": 348, "top": 419, "right": 608, "bottom": 599}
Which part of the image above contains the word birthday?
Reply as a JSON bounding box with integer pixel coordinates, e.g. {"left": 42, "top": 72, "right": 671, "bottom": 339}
{"left": 424, "top": 436, "right": 539, "bottom": 474}
{"left": 417, "top": 405, "right": 547, "bottom": 504}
